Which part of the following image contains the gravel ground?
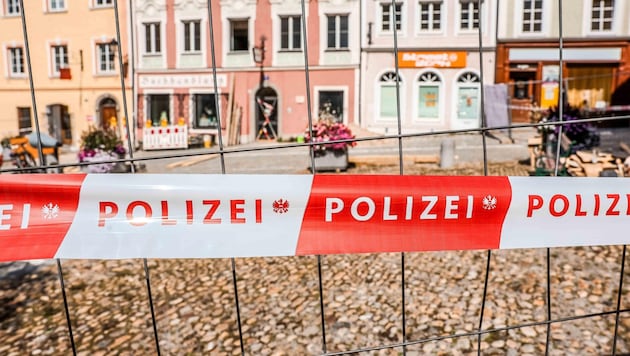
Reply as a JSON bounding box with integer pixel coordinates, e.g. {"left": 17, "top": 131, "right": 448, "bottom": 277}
{"left": 1, "top": 161, "right": 629, "bottom": 355}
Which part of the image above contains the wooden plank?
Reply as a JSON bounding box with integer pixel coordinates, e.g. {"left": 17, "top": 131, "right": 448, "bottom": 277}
{"left": 620, "top": 142, "right": 630, "bottom": 155}
{"left": 225, "top": 72, "right": 236, "bottom": 146}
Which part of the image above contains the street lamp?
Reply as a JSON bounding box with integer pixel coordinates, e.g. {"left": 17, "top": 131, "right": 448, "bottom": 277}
{"left": 252, "top": 36, "right": 267, "bottom": 89}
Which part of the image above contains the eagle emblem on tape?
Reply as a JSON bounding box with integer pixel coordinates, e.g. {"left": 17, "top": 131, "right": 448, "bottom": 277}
{"left": 482, "top": 195, "right": 497, "bottom": 210}
{"left": 272, "top": 199, "right": 289, "bottom": 214}
{"left": 42, "top": 203, "right": 60, "bottom": 219}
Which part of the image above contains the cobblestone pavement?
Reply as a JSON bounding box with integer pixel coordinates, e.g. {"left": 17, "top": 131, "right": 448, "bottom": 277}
{"left": 1, "top": 161, "right": 630, "bottom": 355}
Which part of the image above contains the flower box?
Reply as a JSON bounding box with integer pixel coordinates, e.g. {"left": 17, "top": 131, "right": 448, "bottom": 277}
{"left": 313, "top": 149, "right": 348, "bottom": 172}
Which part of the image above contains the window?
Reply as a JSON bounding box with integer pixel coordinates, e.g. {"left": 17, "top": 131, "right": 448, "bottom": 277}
{"left": 93, "top": 0, "right": 113, "bottom": 7}
{"left": 456, "top": 72, "right": 480, "bottom": 120}
{"left": 327, "top": 15, "right": 349, "bottom": 50}
{"left": 8, "top": 47, "right": 24, "bottom": 76}
{"left": 280, "top": 16, "right": 302, "bottom": 50}
{"left": 144, "top": 23, "right": 161, "bottom": 54}
{"left": 183, "top": 20, "right": 201, "bottom": 52}
{"left": 381, "top": 3, "right": 402, "bottom": 32}
{"left": 49, "top": 0, "right": 66, "bottom": 11}
{"left": 460, "top": 0, "right": 480, "bottom": 30}
{"left": 522, "top": 0, "right": 543, "bottom": 32}
{"left": 147, "top": 94, "right": 170, "bottom": 127}
{"left": 97, "top": 43, "right": 115, "bottom": 73}
{"left": 591, "top": 0, "right": 614, "bottom": 31}
{"left": 193, "top": 94, "right": 218, "bottom": 129}
{"left": 6, "top": 0, "right": 20, "bottom": 15}
{"left": 318, "top": 91, "right": 344, "bottom": 123}
{"left": 379, "top": 72, "right": 401, "bottom": 119}
{"left": 51, "top": 45, "right": 68, "bottom": 76}
{"left": 17, "top": 107, "right": 32, "bottom": 135}
{"left": 230, "top": 20, "right": 249, "bottom": 51}
{"left": 417, "top": 71, "right": 441, "bottom": 119}
{"left": 419, "top": 1, "right": 442, "bottom": 31}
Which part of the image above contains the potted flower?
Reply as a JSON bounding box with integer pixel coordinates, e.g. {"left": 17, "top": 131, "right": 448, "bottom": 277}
{"left": 303, "top": 115, "right": 356, "bottom": 172}
{"left": 78, "top": 126, "right": 127, "bottom": 173}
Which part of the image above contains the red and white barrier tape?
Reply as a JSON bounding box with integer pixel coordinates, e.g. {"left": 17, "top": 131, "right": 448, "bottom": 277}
{"left": 0, "top": 174, "right": 628, "bottom": 262}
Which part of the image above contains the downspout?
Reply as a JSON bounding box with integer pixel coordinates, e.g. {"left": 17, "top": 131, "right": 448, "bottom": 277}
{"left": 357, "top": 0, "right": 363, "bottom": 126}
{"left": 129, "top": 0, "right": 137, "bottom": 149}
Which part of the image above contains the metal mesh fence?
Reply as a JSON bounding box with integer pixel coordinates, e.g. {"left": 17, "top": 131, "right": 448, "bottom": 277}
{"left": 1, "top": 0, "right": 630, "bottom": 355}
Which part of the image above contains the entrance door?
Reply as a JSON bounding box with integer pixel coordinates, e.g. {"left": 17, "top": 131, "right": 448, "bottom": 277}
{"left": 99, "top": 97, "right": 118, "bottom": 131}
{"left": 255, "top": 87, "right": 278, "bottom": 140}
{"left": 509, "top": 71, "right": 536, "bottom": 123}
{"left": 47, "top": 104, "right": 72, "bottom": 145}
{"left": 318, "top": 91, "right": 344, "bottom": 122}
{"left": 452, "top": 72, "right": 481, "bottom": 130}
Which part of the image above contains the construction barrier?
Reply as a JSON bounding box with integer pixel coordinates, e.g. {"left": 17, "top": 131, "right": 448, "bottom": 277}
{"left": 142, "top": 125, "right": 188, "bottom": 150}
{"left": 1, "top": 174, "right": 628, "bottom": 262}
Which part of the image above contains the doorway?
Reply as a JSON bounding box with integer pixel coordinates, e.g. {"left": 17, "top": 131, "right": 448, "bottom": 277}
{"left": 98, "top": 97, "right": 118, "bottom": 131}
{"left": 255, "top": 87, "right": 278, "bottom": 140}
{"left": 509, "top": 71, "right": 536, "bottom": 123}
{"left": 47, "top": 104, "right": 72, "bottom": 145}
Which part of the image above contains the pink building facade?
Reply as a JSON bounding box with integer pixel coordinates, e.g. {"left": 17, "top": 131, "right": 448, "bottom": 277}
{"left": 134, "top": 0, "right": 360, "bottom": 146}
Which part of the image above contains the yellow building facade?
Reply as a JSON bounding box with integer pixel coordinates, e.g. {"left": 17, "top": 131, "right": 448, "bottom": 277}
{"left": 0, "top": 0, "right": 131, "bottom": 149}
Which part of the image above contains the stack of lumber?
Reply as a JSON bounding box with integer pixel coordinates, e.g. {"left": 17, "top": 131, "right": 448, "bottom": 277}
{"left": 565, "top": 150, "right": 624, "bottom": 177}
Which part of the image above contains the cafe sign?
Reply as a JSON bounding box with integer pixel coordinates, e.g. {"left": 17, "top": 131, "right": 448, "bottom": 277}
{"left": 398, "top": 51, "right": 467, "bottom": 68}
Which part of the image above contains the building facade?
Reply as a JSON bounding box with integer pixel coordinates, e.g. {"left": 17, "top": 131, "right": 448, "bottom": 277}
{"left": 0, "top": 0, "right": 132, "bottom": 148}
{"left": 360, "top": 0, "right": 497, "bottom": 134}
{"left": 496, "top": 0, "right": 630, "bottom": 122}
{"left": 134, "top": 0, "right": 360, "bottom": 145}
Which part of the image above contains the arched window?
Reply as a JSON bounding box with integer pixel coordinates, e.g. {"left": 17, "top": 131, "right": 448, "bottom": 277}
{"left": 456, "top": 71, "right": 480, "bottom": 120}
{"left": 417, "top": 71, "right": 441, "bottom": 120}
{"left": 379, "top": 71, "right": 402, "bottom": 119}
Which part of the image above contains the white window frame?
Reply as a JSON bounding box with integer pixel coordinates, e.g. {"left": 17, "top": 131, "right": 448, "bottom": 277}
{"left": 457, "top": 0, "right": 481, "bottom": 32}
{"left": 92, "top": 0, "right": 113, "bottom": 8}
{"left": 182, "top": 20, "right": 202, "bottom": 53}
{"left": 584, "top": 0, "right": 618, "bottom": 35}
{"left": 376, "top": 70, "right": 404, "bottom": 122}
{"left": 515, "top": 0, "right": 551, "bottom": 37}
{"left": 229, "top": 18, "right": 250, "bottom": 52}
{"left": 50, "top": 44, "right": 69, "bottom": 78}
{"left": 417, "top": 0, "right": 443, "bottom": 34}
{"left": 378, "top": 2, "right": 404, "bottom": 35}
{"left": 414, "top": 69, "right": 444, "bottom": 122}
{"left": 8, "top": 46, "right": 25, "bottom": 78}
{"left": 326, "top": 14, "right": 349, "bottom": 50}
{"left": 279, "top": 15, "right": 302, "bottom": 51}
{"left": 48, "top": 0, "right": 66, "bottom": 12}
{"left": 96, "top": 42, "right": 116, "bottom": 75}
{"left": 452, "top": 70, "right": 481, "bottom": 125}
{"left": 5, "top": 0, "right": 20, "bottom": 15}
{"left": 144, "top": 22, "right": 161, "bottom": 55}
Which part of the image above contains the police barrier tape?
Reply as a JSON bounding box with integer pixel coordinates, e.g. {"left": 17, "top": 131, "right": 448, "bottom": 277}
{"left": 1, "top": 174, "right": 629, "bottom": 262}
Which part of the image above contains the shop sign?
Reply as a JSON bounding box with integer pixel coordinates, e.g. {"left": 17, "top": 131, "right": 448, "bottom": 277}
{"left": 398, "top": 51, "right": 467, "bottom": 68}
{"left": 139, "top": 74, "right": 227, "bottom": 89}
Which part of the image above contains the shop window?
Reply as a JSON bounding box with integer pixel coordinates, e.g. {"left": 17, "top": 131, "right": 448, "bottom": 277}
{"left": 417, "top": 71, "right": 441, "bottom": 120}
{"left": 379, "top": 71, "right": 402, "bottom": 119}
{"left": 456, "top": 72, "right": 480, "bottom": 120}
{"left": 147, "top": 94, "right": 170, "bottom": 126}
{"left": 193, "top": 94, "right": 219, "bottom": 129}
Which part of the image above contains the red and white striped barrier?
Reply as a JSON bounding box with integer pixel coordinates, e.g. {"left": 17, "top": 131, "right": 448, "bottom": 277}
{"left": 0, "top": 174, "right": 628, "bottom": 262}
{"left": 142, "top": 125, "right": 188, "bottom": 150}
